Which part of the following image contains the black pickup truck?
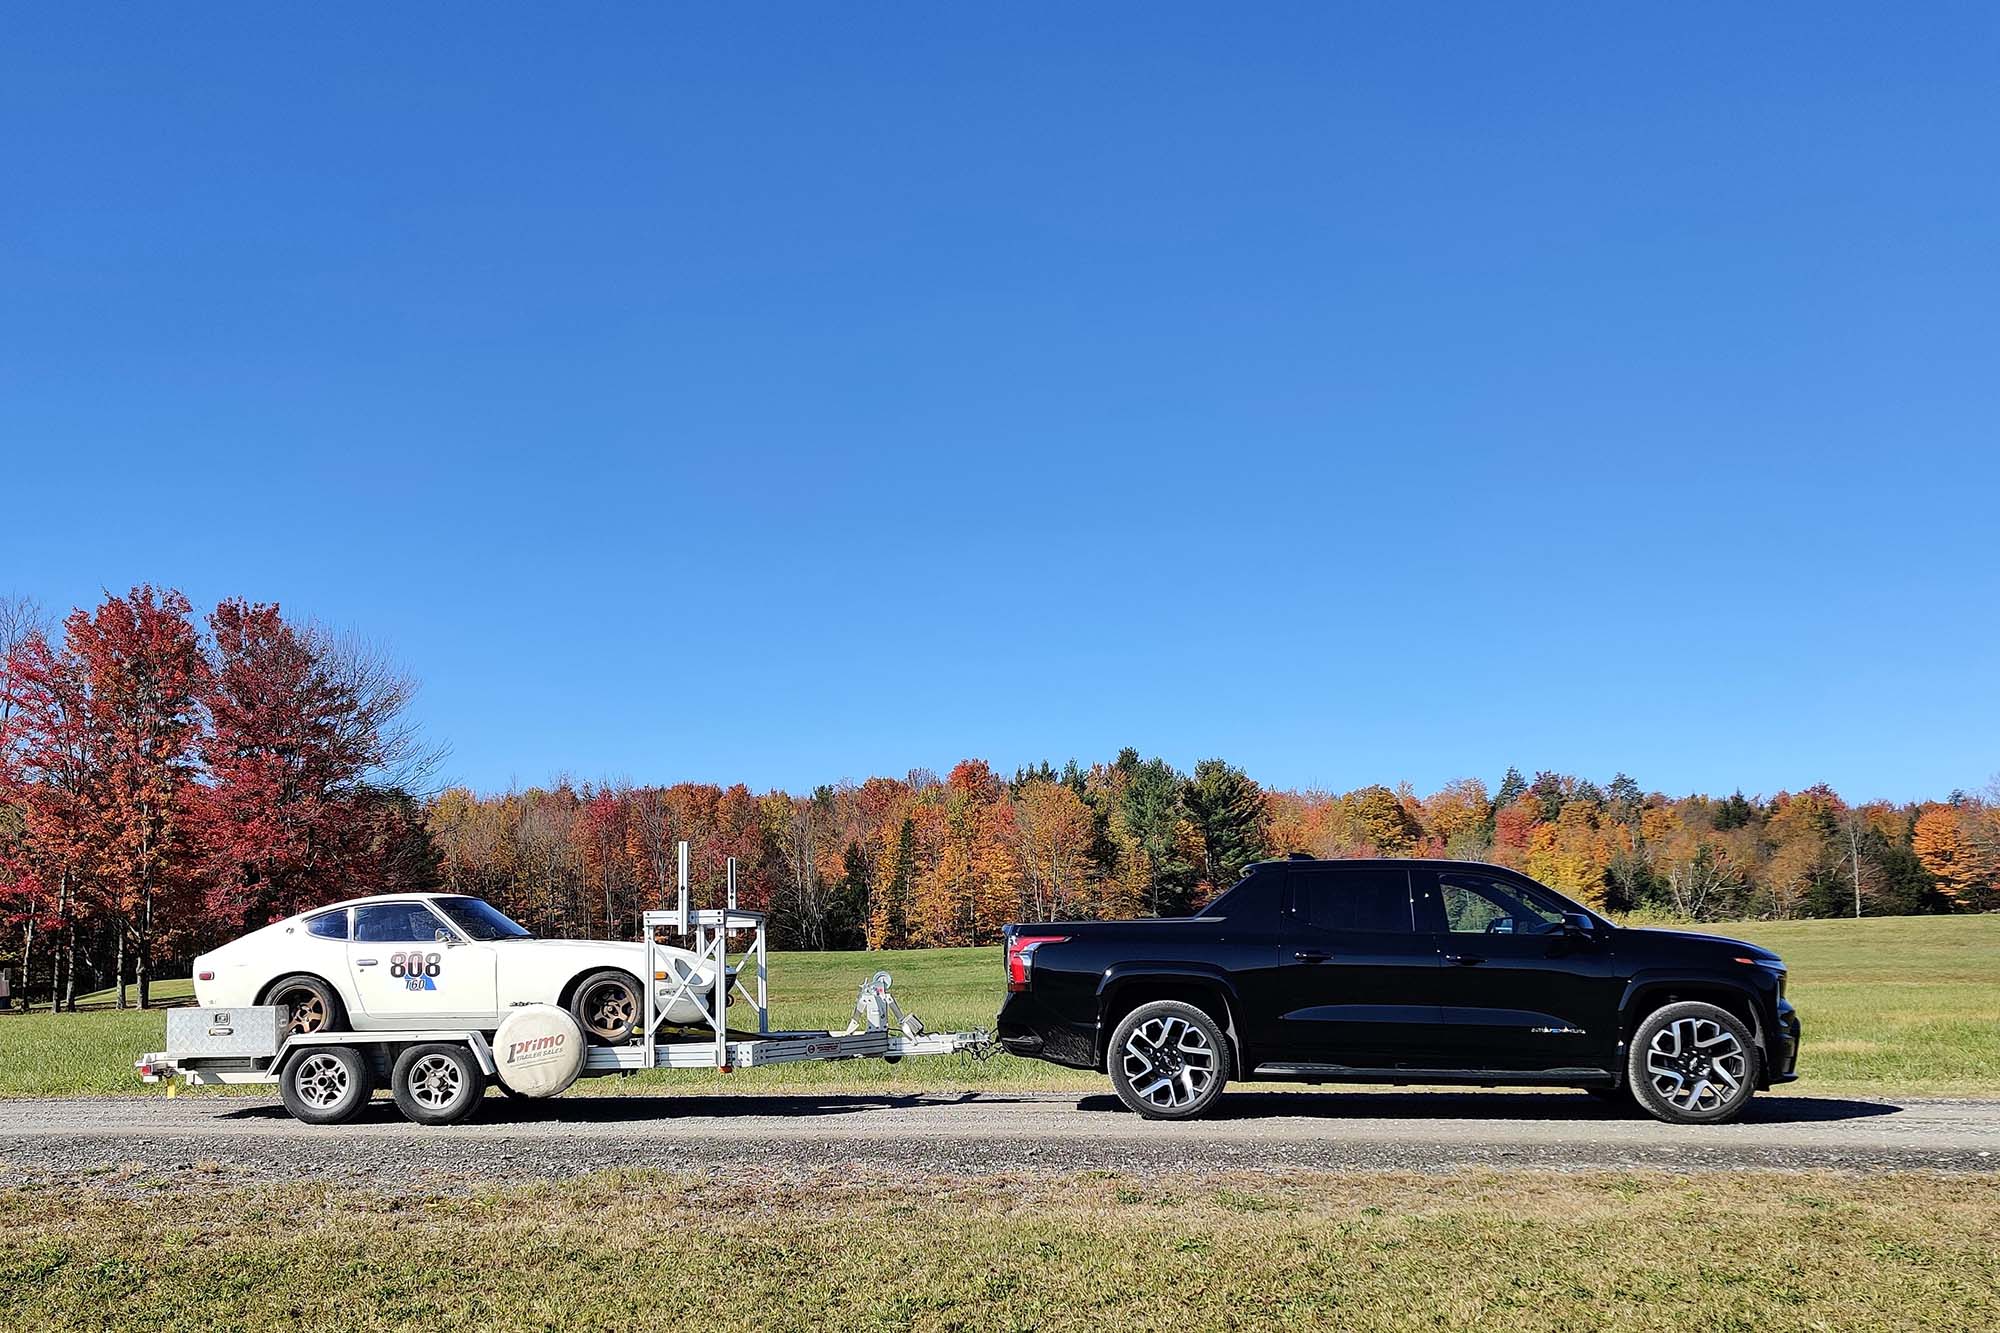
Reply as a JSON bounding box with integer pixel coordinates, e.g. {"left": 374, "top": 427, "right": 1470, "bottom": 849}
{"left": 998, "top": 856, "right": 1799, "bottom": 1124}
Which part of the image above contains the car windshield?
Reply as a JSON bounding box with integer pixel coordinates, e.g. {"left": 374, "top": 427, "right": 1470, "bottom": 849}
{"left": 433, "top": 897, "right": 533, "bottom": 941}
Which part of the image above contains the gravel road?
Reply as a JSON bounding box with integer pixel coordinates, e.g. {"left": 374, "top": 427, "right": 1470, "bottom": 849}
{"left": 5, "top": 1090, "right": 1996, "bottom": 1183}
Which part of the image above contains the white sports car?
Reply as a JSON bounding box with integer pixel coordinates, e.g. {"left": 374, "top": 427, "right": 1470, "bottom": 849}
{"left": 191, "top": 893, "right": 717, "bottom": 1044}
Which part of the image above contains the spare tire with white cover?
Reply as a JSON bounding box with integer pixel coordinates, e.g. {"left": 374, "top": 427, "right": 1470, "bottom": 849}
{"left": 493, "top": 1004, "right": 587, "bottom": 1098}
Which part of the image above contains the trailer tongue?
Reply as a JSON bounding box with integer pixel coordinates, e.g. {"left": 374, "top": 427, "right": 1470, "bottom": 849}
{"left": 137, "top": 847, "right": 991, "bottom": 1125}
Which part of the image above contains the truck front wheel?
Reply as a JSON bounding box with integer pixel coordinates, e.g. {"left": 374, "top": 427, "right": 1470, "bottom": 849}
{"left": 1107, "top": 1000, "right": 1231, "bottom": 1120}
{"left": 1628, "top": 1001, "right": 1759, "bottom": 1125}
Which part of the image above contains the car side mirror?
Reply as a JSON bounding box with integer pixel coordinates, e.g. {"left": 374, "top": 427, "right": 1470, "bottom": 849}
{"left": 1561, "top": 912, "right": 1595, "bottom": 939}
{"left": 434, "top": 928, "right": 461, "bottom": 947}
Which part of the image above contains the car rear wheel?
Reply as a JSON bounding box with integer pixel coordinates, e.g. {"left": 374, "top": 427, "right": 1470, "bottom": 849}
{"left": 279, "top": 1045, "right": 373, "bottom": 1125}
{"left": 391, "top": 1043, "right": 483, "bottom": 1126}
{"left": 568, "top": 970, "right": 641, "bottom": 1046}
{"left": 1107, "top": 1000, "right": 1231, "bottom": 1120}
{"left": 1628, "top": 1001, "right": 1759, "bottom": 1125}
{"left": 266, "top": 974, "right": 346, "bottom": 1037}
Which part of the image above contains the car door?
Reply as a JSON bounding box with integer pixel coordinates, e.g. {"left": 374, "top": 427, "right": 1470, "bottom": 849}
{"left": 347, "top": 901, "right": 499, "bottom": 1024}
{"left": 1416, "top": 867, "right": 1622, "bottom": 1074}
{"left": 1274, "top": 864, "right": 1447, "bottom": 1069}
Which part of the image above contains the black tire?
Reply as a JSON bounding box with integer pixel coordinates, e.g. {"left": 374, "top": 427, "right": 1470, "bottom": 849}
{"left": 568, "top": 969, "right": 642, "bottom": 1046}
{"left": 1628, "top": 1001, "right": 1760, "bottom": 1125}
{"left": 278, "top": 1045, "right": 373, "bottom": 1125}
{"left": 1106, "top": 999, "right": 1232, "bottom": 1121}
{"left": 390, "top": 1043, "right": 484, "bottom": 1126}
{"left": 264, "top": 974, "right": 346, "bottom": 1037}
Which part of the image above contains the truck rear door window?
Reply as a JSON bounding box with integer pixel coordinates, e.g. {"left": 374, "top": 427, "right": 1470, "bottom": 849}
{"left": 1292, "top": 867, "right": 1415, "bottom": 934}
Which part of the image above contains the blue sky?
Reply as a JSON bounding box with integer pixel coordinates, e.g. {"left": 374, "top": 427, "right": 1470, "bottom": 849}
{"left": 3, "top": 4, "right": 1995, "bottom": 802}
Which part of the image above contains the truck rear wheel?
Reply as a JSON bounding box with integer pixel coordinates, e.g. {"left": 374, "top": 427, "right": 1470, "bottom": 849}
{"left": 391, "top": 1042, "right": 483, "bottom": 1125}
{"left": 278, "top": 1045, "right": 372, "bottom": 1125}
{"left": 1107, "top": 1000, "right": 1231, "bottom": 1120}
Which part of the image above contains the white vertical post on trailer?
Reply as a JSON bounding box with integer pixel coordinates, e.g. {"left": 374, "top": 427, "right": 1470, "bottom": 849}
{"left": 676, "top": 840, "right": 690, "bottom": 934}
{"left": 713, "top": 860, "right": 729, "bottom": 1068}
{"left": 726, "top": 857, "right": 737, "bottom": 910}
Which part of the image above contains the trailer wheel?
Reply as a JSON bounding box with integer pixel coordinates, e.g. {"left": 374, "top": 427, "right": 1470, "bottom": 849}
{"left": 391, "top": 1043, "right": 483, "bottom": 1126}
{"left": 278, "top": 1045, "right": 373, "bottom": 1125}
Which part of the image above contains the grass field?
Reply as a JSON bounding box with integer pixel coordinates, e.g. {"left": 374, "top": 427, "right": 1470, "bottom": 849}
{"left": 3, "top": 1168, "right": 1996, "bottom": 1330}
{"left": 3, "top": 914, "right": 1996, "bottom": 1099}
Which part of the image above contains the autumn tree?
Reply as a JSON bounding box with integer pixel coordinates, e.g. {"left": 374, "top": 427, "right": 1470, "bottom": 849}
{"left": 1183, "top": 759, "right": 1269, "bottom": 894}
{"left": 198, "top": 601, "right": 436, "bottom": 931}
{"left": 1012, "top": 777, "right": 1097, "bottom": 921}
{"left": 69, "top": 588, "right": 207, "bottom": 1007}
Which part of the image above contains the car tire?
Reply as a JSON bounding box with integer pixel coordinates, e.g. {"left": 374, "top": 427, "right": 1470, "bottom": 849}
{"left": 390, "top": 1043, "right": 484, "bottom": 1126}
{"left": 568, "top": 969, "right": 642, "bottom": 1046}
{"left": 278, "top": 1045, "right": 373, "bottom": 1125}
{"left": 265, "top": 974, "right": 346, "bottom": 1037}
{"left": 1628, "top": 1001, "right": 1760, "bottom": 1125}
{"left": 1107, "top": 999, "right": 1232, "bottom": 1121}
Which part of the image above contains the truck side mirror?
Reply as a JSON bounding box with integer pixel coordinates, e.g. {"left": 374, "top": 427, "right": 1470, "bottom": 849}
{"left": 1561, "top": 912, "right": 1595, "bottom": 939}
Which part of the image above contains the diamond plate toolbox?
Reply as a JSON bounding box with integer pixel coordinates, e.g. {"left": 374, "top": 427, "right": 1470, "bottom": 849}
{"left": 166, "top": 1004, "right": 286, "bottom": 1058}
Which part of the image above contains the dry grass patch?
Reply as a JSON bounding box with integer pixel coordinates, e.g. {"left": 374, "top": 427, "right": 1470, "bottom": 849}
{"left": 2, "top": 1168, "right": 1997, "bottom": 1331}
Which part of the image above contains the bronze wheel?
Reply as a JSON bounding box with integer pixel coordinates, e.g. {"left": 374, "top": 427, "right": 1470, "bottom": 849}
{"left": 265, "top": 974, "right": 345, "bottom": 1036}
{"left": 569, "top": 971, "right": 640, "bottom": 1045}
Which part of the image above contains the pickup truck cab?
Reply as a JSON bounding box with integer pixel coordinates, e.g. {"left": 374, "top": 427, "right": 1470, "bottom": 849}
{"left": 998, "top": 856, "right": 1799, "bottom": 1125}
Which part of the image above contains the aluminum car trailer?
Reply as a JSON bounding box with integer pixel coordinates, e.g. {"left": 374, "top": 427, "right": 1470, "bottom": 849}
{"left": 138, "top": 848, "right": 991, "bottom": 1125}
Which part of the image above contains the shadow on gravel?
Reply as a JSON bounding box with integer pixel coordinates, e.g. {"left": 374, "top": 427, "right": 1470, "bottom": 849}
{"left": 217, "top": 1091, "right": 1041, "bottom": 1125}
{"left": 1073, "top": 1090, "right": 1904, "bottom": 1125}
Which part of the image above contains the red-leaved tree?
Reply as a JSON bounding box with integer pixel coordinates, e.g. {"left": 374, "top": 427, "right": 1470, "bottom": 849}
{"left": 197, "top": 600, "right": 437, "bottom": 931}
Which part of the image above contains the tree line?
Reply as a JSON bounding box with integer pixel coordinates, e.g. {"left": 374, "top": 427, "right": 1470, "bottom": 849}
{"left": 4, "top": 588, "right": 1995, "bottom": 1010}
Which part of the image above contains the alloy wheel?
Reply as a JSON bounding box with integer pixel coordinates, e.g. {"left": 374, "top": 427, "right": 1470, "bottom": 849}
{"left": 407, "top": 1053, "right": 463, "bottom": 1109}
{"left": 1645, "top": 1016, "right": 1748, "bottom": 1114}
{"left": 1120, "top": 1013, "right": 1217, "bottom": 1111}
{"left": 293, "top": 1053, "right": 351, "bottom": 1109}
{"left": 279, "top": 989, "right": 329, "bottom": 1036}
{"left": 582, "top": 980, "right": 636, "bottom": 1041}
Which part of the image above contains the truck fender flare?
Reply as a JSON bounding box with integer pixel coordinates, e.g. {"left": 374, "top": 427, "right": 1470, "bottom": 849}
{"left": 1618, "top": 971, "right": 1768, "bottom": 1058}
{"left": 1094, "top": 964, "right": 1245, "bottom": 1070}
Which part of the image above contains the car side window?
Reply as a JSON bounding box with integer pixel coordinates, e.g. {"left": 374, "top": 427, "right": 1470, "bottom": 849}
{"left": 304, "top": 910, "right": 348, "bottom": 941}
{"left": 1291, "top": 867, "right": 1415, "bottom": 934}
{"left": 353, "top": 903, "right": 444, "bottom": 943}
{"left": 1438, "top": 872, "right": 1567, "bottom": 935}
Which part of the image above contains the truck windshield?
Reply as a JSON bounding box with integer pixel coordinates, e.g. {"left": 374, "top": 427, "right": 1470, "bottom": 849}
{"left": 434, "top": 897, "right": 533, "bottom": 941}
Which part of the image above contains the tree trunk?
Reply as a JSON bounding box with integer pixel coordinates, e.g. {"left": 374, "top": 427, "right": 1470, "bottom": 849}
{"left": 18, "top": 920, "right": 34, "bottom": 1013}
{"left": 138, "top": 889, "right": 153, "bottom": 1009}
{"left": 61, "top": 922, "right": 77, "bottom": 1012}
{"left": 116, "top": 924, "right": 128, "bottom": 1010}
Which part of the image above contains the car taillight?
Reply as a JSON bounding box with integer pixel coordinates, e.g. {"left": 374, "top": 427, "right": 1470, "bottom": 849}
{"left": 1005, "top": 935, "right": 1068, "bottom": 992}
{"left": 197, "top": 971, "right": 215, "bottom": 982}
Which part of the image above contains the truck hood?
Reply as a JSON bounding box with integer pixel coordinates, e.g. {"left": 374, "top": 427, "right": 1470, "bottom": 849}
{"left": 1614, "top": 925, "right": 1781, "bottom": 964}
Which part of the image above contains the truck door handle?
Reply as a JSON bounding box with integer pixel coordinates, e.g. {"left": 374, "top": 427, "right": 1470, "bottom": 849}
{"left": 1293, "top": 949, "right": 1331, "bottom": 963}
{"left": 1444, "top": 954, "right": 1484, "bottom": 966}
{"left": 356, "top": 958, "right": 378, "bottom": 967}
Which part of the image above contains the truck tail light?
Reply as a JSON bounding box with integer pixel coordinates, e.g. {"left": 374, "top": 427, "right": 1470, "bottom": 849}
{"left": 1005, "top": 935, "right": 1068, "bottom": 992}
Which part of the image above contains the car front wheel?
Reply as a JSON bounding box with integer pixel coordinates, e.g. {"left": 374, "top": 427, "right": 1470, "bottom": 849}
{"left": 1628, "top": 1001, "right": 1759, "bottom": 1125}
{"left": 568, "top": 970, "right": 641, "bottom": 1045}
{"left": 1107, "top": 1000, "right": 1231, "bottom": 1120}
